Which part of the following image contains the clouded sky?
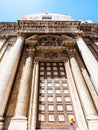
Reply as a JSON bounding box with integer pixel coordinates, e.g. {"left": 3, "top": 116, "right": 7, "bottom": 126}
{"left": 0, "top": 0, "right": 98, "bottom": 23}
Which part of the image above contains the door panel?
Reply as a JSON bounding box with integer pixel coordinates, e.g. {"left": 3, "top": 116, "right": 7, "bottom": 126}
{"left": 36, "top": 62, "right": 76, "bottom": 129}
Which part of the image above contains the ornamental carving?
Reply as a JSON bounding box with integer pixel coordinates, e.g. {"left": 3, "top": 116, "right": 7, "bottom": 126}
{"left": 26, "top": 34, "right": 75, "bottom": 47}
{"left": 91, "top": 25, "right": 98, "bottom": 33}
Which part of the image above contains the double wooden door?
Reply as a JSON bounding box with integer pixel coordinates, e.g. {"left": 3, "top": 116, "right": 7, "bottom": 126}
{"left": 36, "top": 62, "right": 76, "bottom": 129}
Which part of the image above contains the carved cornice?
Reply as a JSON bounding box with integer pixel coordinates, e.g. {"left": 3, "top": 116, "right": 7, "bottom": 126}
{"left": 0, "top": 21, "right": 98, "bottom": 36}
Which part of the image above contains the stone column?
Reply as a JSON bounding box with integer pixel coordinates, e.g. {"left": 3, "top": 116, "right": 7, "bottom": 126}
{"left": 31, "top": 61, "right": 39, "bottom": 130}
{"left": 0, "top": 36, "right": 24, "bottom": 130}
{"left": 70, "top": 57, "right": 97, "bottom": 117}
{"left": 76, "top": 37, "right": 98, "bottom": 93}
{"left": 81, "top": 68, "right": 98, "bottom": 111}
{"left": 0, "top": 39, "right": 7, "bottom": 61}
{"left": 15, "top": 57, "right": 32, "bottom": 117}
{"left": 8, "top": 57, "right": 32, "bottom": 130}
{"left": 0, "top": 39, "right": 6, "bottom": 50}
{"left": 64, "top": 60, "right": 87, "bottom": 129}
{"left": 28, "top": 62, "right": 36, "bottom": 130}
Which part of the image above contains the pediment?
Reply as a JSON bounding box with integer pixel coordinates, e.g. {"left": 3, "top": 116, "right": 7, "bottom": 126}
{"left": 25, "top": 35, "right": 38, "bottom": 45}
{"left": 26, "top": 34, "right": 75, "bottom": 46}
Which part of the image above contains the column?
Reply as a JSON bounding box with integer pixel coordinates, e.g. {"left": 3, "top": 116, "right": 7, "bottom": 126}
{"left": 0, "top": 39, "right": 6, "bottom": 50}
{"left": 76, "top": 37, "right": 98, "bottom": 93}
{"left": 15, "top": 57, "right": 32, "bottom": 117}
{"left": 8, "top": 57, "right": 32, "bottom": 130}
{"left": 64, "top": 60, "right": 87, "bottom": 129}
{"left": 81, "top": 68, "right": 98, "bottom": 111}
{"left": 0, "top": 39, "right": 7, "bottom": 61}
{"left": 70, "top": 57, "right": 97, "bottom": 117}
{"left": 0, "top": 36, "right": 24, "bottom": 129}
{"left": 31, "top": 61, "right": 39, "bottom": 130}
{"left": 28, "top": 62, "right": 36, "bottom": 130}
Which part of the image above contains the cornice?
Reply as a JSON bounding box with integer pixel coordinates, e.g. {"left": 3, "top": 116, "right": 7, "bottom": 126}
{"left": 0, "top": 21, "right": 98, "bottom": 37}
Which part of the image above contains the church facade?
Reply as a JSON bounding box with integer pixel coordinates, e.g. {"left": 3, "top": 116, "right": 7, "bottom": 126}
{"left": 0, "top": 13, "right": 98, "bottom": 130}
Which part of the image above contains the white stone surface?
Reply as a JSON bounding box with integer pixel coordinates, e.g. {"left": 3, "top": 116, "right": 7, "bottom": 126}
{"left": 31, "top": 62, "right": 39, "bottom": 129}
{"left": 70, "top": 57, "right": 97, "bottom": 117}
{"left": 8, "top": 119, "right": 27, "bottom": 130}
{"left": 0, "top": 39, "right": 6, "bottom": 50}
{"left": 76, "top": 37, "right": 98, "bottom": 93}
{"left": 65, "top": 60, "right": 90, "bottom": 129}
{"left": 0, "top": 36, "right": 24, "bottom": 116}
{"left": 21, "top": 12, "right": 73, "bottom": 21}
{"left": 15, "top": 57, "right": 32, "bottom": 117}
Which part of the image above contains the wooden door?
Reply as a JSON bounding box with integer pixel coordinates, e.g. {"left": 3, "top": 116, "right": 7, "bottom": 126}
{"left": 36, "top": 62, "right": 76, "bottom": 129}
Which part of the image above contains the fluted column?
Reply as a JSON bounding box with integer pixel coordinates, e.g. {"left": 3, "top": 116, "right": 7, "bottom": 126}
{"left": 28, "top": 61, "right": 36, "bottom": 130}
{"left": 0, "top": 36, "right": 24, "bottom": 129}
{"left": 31, "top": 61, "right": 39, "bottom": 130}
{"left": 15, "top": 57, "right": 32, "bottom": 117}
{"left": 64, "top": 60, "right": 87, "bottom": 129}
{"left": 0, "top": 39, "right": 7, "bottom": 61}
{"left": 8, "top": 57, "right": 32, "bottom": 130}
{"left": 70, "top": 57, "right": 97, "bottom": 117}
{"left": 0, "top": 39, "right": 6, "bottom": 50}
{"left": 76, "top": 37, "right": 98, "bottom": 93}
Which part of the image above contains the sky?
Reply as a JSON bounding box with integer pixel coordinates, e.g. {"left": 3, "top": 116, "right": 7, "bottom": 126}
{"left": 0, "top": 0, "right": 98, "bottom": 23}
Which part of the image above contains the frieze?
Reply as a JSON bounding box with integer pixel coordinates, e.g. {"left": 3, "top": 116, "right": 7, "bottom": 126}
{"left": 17, "top": 20, "right": 80, "bottom": 34}
{"left": 18, "top": 20, "right": 80, "bottom": 28}
{"left": 0, "top": 22, "right": 18, "bottom": 32}
{"left": 80, "top": 23, "right": 98, "bottom": 33}
{"left": 34, "top": 46, "right": 75, "bottom": 59}
{"left": 0, "top": 21, "right": 98, "bottom": 35}
{"left": 36, "top": 46, "right": 66, "bottom": 53}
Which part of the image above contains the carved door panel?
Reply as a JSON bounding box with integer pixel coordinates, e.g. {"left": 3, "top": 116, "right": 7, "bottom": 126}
{"left": 36, "top": 62, "right": 76, "bottom": 129}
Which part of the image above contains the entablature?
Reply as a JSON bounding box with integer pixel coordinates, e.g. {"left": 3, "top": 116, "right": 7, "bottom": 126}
{"left": 17, "top": 20, "right": 80, "bottom": 34}
{"left": 80, "top": 23, "right": 98, "bottom": 33}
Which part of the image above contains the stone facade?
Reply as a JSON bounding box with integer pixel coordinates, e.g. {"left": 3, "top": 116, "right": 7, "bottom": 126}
{"left": 0, "top": 13, "right": 98, "bottom": 130}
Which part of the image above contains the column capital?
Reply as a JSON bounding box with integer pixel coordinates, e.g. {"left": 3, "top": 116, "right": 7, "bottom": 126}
{"left": 12, "top": 116, "right": 27, "bottom": 120}
{"left": 0, "top": 116, "right": 4, "bottom": 122}
{"left": 74, "top": 30, "right": 83, "bottom": 39}
{"left": 26, "top": 46, "right": 35, "bottom": 58}
{"left": 17, "top": 32, "right": 26, "bottom": 39}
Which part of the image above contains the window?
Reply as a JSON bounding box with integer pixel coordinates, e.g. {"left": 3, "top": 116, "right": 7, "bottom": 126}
{"left": 42, "top": 16, "right": 52, "bottom": 21}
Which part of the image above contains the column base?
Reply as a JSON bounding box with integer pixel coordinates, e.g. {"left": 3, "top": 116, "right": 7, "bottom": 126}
{"left": 87, "top": 116, "right": 98, "bottom": 130}
{"left": 12, "top": 116, "right": 27, "bottom": 120}
{"left": 0, "top": 122, "right": 3, "bottom": 130}
{"left": 8, "top": 116, "right": 27, "bottom": 130}
{"left": 76, "top": 128, "right": 89, "bottom": 130}
{"left": 0, "top": 116, "right": 4, "bottom": 130}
